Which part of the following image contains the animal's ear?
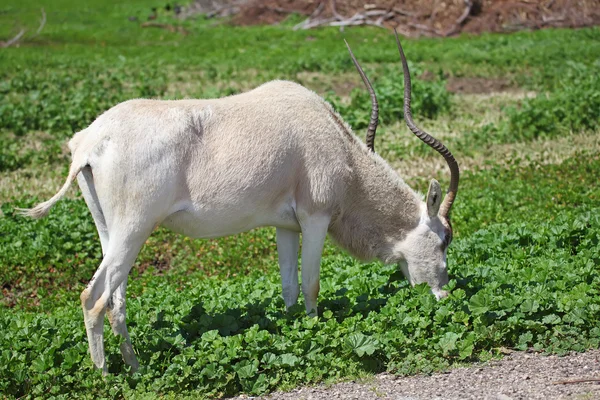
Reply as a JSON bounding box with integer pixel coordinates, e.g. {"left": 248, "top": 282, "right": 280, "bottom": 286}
{"left": 426, "top": 179, "right": 442, "bottom": 218}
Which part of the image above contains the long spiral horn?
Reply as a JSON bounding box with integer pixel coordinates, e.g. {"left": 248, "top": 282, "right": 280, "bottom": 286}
{"left": 344, "top": 39, "right": 379, "bottom": 152}
{"left": 394, "top": 29, "right": 459, "bottom": 219}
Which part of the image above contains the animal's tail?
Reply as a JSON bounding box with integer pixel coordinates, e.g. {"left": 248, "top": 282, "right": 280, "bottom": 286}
{"left": 17, "top": 161, "right": 87, "bottom": 219}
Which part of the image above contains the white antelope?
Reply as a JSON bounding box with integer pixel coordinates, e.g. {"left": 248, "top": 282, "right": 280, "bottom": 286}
{"left": 21, "top": 31, "right": 459, "bottom": 374}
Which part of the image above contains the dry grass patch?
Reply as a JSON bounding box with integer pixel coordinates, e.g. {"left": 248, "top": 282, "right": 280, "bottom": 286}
{"left": 0, "top": 166, "right": 71, "bottom": 203}
{"left": 370, "top": 90, "right": 595, "bottom": 182}
{"left": 165, "top": 68, "right": 282, "bottom": 98}
{"left": 451, "top": 91, "right": 537, "bottom": 131}
{"left": 375, "top": 89, "right": 538, "bottom": 154}
{"left": 5, "top": 131, "right": 62, "bottom": 154}
{"left": 388, "top": 130, "right": 600, "bottom": 181}
{"left": 296, "top": 70, "right": 364, "bottom": 97}
{"left": 1, "top": 131, "right": 71, "bottom": 202}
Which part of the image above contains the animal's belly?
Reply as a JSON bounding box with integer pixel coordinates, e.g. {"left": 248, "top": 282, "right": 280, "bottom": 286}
{"left": 160, "top": 201, "right": 300, "bottom": 238}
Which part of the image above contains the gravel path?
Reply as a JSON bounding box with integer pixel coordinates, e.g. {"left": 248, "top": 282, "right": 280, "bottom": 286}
{"left": 232, "top": 350, "right": 600, "bottom": 400}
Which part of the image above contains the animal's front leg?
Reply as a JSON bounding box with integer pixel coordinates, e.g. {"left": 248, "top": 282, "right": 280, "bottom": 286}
{"left": 106, "top": 278, "right": 139, "bottom": 372}
{"left": 276, "top": 228, "right": 300, "bottom": 309}
{"left": 299, "top": 214, "right": 331, "bottom": 317}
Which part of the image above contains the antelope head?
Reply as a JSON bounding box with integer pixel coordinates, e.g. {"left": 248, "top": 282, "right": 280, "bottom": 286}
{"left": 392, "top": 30, "right": 459, "bottom": 299}
{"left": 346, "top": 32, "right": 460, "bottom": 299}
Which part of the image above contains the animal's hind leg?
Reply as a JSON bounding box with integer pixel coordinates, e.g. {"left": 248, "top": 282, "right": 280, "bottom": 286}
{"left": 81, "top": 225, "right": 152, "bottom": 375}
{"left": 77, "top": 166, "right": 109, "bottom": 255}
{"left": 78, "top": 166, "right": 137, "bottom": 369}
{"left": 106, "top": 279, "right": 138, "bottom": 371}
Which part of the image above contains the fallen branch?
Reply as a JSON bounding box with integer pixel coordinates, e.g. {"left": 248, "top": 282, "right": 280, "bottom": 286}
{"left": 296, "top": 1, "right": 392, "bottom": 31}
{"left": 292, "top": 0, "right": 473, "bottom": 34}
{"left": 440, "top": 0, "right": 473, "bottom": 36}
{"left": 2, "top": 29, "right": 25, "bottom": 48}
{"left": 295, "top": 17, "right": 337, "bottom": 30}
{"left": 406, "top": 21, "right": 438, "bottom": 36}
{"left": 1, "top": 8, "right": 46, "bottom": 48}
{"left": 331, "top": 0, "right": 345, "bottom": 21}
{"left": 310, "top": 1, "right": 326, "bottom": 19}
{"left": 206, "top": 5, "right": 240, "bottom": 18}
{"left": 35, "top": 8, "right": 47, "bottom": 35}
{"left": 392, "top": 24, "right": 414, "bottom": 38}
{"left": 406, "top": 0, "right": 472, "bottom": 37}
{"left": 375, "top": 11, "right": 395, "bottom": 26}
{"left": 392, "top": 7, "right": 430, "bottom": 18}
{"left": 363, "top": 10, "right": 390, "bottom": 17}
{"left": 293, "top": 1, "right": 325, "bottom": 30}
{"left": 456, "top": 0, "right": 473, "bottom": 26}
{"left": 542, "top": 15, "right": 565, "bottom": 24}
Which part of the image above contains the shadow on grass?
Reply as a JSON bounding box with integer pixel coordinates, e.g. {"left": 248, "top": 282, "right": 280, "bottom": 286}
{"left": 108, "top": 268, "right": 479, "bottom": 375}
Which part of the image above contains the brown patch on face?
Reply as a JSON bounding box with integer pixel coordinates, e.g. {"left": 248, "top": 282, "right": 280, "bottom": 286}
{"left": 441, "top": 217, "right": 453, "bottom": 248}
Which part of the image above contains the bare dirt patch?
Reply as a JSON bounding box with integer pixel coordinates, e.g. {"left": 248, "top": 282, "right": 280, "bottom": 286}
{"left": 446, "top": 76, "right": 513, "bottom": 94}
{"left": 182, "top": 0, "right": 599, "bottom": 36}
{"left": 235, "top": 349, "right": 600, "bottom": 400}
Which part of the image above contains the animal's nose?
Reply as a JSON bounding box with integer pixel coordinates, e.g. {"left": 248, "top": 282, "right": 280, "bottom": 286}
{"left": 433, "top": 289, "right": 449, "bottom": 300}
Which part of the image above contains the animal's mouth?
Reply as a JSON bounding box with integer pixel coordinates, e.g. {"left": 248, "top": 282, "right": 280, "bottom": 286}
{"left": 432, "top": 288, "right": 449, "bottom": 300}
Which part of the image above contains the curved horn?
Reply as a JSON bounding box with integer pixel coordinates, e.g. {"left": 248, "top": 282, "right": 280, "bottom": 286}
{"left": 344, "top": 39, "right": 379, "bottom": 152}
{"left": 393, "top": 29, "right": 459, "bottom": 219}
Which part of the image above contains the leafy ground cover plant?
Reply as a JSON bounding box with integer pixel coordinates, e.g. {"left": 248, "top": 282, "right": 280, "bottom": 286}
{"left": 1, "top": 203, "right": 599, "bottom": 398}
{"left": 2, "top": 151, "right": 599, "bottom": 397}
{"left": 326, "top": 66, "right": 451, "bottom": 130}
{"left": 1, "top": 0, "right": 599, "bottom": 398}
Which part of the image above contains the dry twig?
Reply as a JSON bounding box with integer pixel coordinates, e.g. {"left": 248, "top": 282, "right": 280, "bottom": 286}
{"left": 35, "top": 8, "right": 47, "bottom": 35}
{"left": 2, "top": 29, "right": 25, "bottom": 48}
{"left": 206, "top": 5, "right": 240, "bottom": 18}
{"left": 392, "top": 7, "right": 430, "bottom": 18}
{"left": 1, "top": 8, "right": 46, "bottom": 48}
{"left": 296, "top": 0, "right": 396, "bottom": 30}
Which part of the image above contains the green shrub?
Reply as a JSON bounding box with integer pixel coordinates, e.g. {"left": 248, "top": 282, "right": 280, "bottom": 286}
{"left": 505, "top": 68, "right": 600, "bottom": 140}
{"left": 327, "top": 68, "right": 451, "bottom": 130}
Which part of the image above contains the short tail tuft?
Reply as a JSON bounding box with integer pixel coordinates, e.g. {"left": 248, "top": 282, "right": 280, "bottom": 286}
{"left": 16, "top": 200, "right": 55, "bottom": 219}
{"left": 17, "top": 164, "right": 85, "bottom": 219}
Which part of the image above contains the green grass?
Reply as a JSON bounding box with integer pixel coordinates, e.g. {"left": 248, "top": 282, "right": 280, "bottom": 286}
{"left": 3, "top": 156, "right": 600, "bottom": 396}
{"left": 1, "top": 0, "right": 600, "bottom": 398}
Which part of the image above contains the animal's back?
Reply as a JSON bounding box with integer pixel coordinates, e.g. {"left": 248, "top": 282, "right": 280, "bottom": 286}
{"left": 68, "top": 80, "right": 355, "bottom": 237}
{"left": 73, "top": 80, "right": 349, "bottom": 163}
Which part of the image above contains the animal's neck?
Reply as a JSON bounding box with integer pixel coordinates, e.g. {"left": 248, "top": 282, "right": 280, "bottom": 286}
{"left": 328, "top": 149, "right": 422, "bottom": 263}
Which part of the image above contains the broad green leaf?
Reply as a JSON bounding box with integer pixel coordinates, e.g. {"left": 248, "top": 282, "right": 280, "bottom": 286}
{"left": 345, "top": 333, "right": 379, "bottom": 357}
